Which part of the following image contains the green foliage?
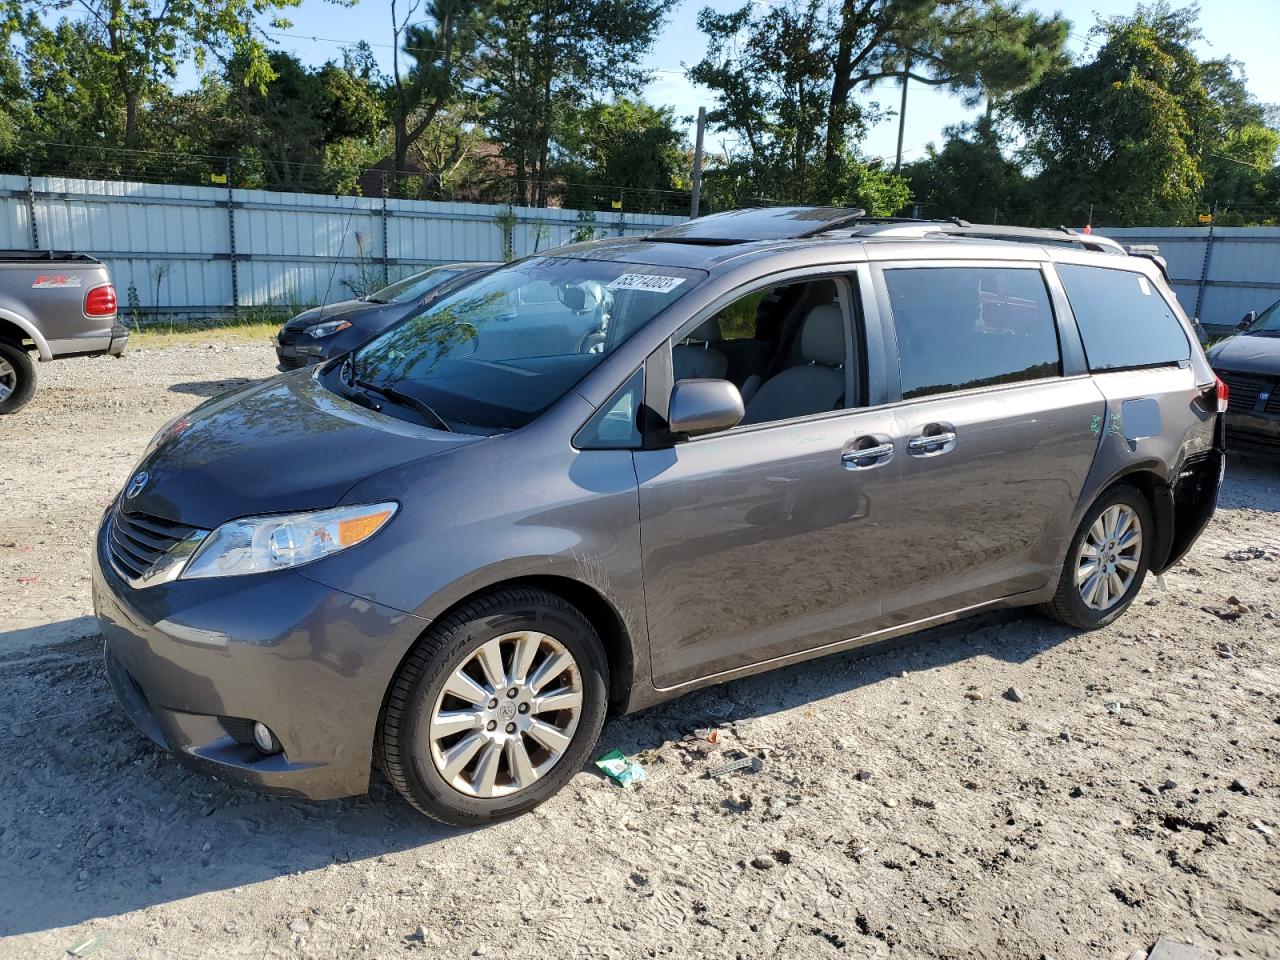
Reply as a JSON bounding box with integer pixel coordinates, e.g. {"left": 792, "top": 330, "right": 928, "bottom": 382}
{"left": 558, "top": 98, "right": 686, "bottom": 212}
{"left": 904, "top": 119, "right": 1033, "bottom": 221}
{"left": 478, "top": 0, "right": 679, "bottom": 206}
{"left": 689, "top": 0, "right": 1067, "bottom": 208}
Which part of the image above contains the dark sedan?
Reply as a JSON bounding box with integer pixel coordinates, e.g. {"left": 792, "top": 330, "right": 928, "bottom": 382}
{"left": 1208, "top": 297, "right": 1280, "bottom": 443}
{"left": 275, "top": 262, "right": 499, "bottom": 371}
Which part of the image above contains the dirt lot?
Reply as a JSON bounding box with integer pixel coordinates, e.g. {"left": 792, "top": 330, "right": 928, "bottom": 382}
{"left": 1, "top": 337, "right": 1278, "bottom": 960}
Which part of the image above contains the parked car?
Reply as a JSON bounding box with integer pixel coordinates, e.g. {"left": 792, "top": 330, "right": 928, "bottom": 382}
{"left": 94, "top": 207, "right": 1226, "bottom": 825}
{"left": 1207, "top": 297, "right": 1280, "bottom": 443}
{"left": 0, "top": 250, "right": 123, "bottom": 414}
{"left": 274, "top": 262, "right": 500, "bottom": 370}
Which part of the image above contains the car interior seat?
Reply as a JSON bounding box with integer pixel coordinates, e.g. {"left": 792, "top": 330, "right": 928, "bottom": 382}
{"left": 741, "top": 304, "right": 847, "bottom": 425}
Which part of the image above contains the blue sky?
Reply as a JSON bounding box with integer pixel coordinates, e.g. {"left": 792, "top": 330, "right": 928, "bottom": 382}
{"left": 249, "top": 0, "right": 1279, "bottom": 162}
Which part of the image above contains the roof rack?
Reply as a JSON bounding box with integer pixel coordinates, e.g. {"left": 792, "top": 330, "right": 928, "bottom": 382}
{"left": 829, "top": 220, "right": 1128, "bottom": 255}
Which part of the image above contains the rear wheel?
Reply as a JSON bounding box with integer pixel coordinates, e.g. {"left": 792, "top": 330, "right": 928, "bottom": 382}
{"left": 1042, "top": 484, "right": 1151, "bottom": 629}
{"left": 0, "top": 341, "right": 36, "bottom": 415}
{"left": 378, "top": 588, "right": 609, "bottom": 826}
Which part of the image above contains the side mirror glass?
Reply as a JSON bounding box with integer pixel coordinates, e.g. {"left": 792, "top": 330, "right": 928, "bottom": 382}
{"left": 668, "top": 379, "right": 744, "bottom": 439}
{"left": 1237, "top": 310, "right": 1257, "bottom": 331}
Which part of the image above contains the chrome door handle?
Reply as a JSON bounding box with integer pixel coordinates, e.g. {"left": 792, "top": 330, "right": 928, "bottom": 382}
{"left": 841, "top": 442, "right": 894, "bottom": 469}
{"left": 906, "top": 435, "right": 957, "bottom": 453}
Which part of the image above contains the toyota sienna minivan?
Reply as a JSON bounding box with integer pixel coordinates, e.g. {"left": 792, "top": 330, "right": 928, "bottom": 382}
{"left": 94, "top": 207, "right": 1227, "bottom": 825}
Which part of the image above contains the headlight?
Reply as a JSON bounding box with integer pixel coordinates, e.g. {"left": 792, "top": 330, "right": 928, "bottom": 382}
{"left": 307, "top": 319, "right": 353, "bottom": 339}
{"left": 180, "top": 502, "right": 397, "bottom": 580}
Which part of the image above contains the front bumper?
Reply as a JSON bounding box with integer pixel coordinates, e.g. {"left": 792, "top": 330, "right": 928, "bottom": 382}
{"left": 274, "top": 331, "right": 327, "bottom": 371}
{"left": 1225, "top": 411, "right": 1280, "bottom": 444}
{"left": 92, "top": 515, "right": 426, "bottom": 800}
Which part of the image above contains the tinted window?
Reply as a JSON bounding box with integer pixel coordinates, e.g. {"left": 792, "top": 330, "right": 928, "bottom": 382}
{"left": 345, "top": 257, "right": 702, "bottom": 434}
{"left": 1057, "top": 264, "right": 1190, "bottom": 370}
{"left": 885, "top": 267, "right": 1060, "bottom": 400}
{"left": 371, "top": 266, "right": 465, "bottom": 304}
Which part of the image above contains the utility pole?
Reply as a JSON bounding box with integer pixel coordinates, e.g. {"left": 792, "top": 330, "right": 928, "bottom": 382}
{"left": 893, "top": 62, "right": 910, "bottom": 175}
{"left": 690, "top": 106, "right": 706, "bottom": 219}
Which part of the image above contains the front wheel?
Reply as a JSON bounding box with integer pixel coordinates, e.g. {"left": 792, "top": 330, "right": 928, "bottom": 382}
{"left": 0, "top": 341, "right": 36, "bottom": 415}
{"left": 1042, "top": 484, "right": 1152, "bottom": 629}
{"left": 378, "top": 588, "right": 610, "bottom": 826}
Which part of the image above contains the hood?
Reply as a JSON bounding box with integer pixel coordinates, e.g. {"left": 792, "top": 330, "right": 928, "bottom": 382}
{"left": 124, "top": 371, "right": 478, "bottom": 529}
{"left": 283, "top": 299, "right": 412, "bottom": 333}
{"left": 1208, "top": 333, "right": 1280, "bottom": 377}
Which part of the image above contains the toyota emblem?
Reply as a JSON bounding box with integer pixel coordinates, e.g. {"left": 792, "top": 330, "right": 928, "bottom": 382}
{"left": 125, "top": 471, "right": 150, "bottom": 499}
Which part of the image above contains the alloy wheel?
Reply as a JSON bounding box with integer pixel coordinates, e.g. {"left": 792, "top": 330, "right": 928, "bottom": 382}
{"left": 0, "top": 357, "right": 14, "bottom": 402}
{"left": 427, "top": 631, "right": 583, "bottom": 799}
{"left": 1076, "top": 504, "right": 1143, "bottom": 611}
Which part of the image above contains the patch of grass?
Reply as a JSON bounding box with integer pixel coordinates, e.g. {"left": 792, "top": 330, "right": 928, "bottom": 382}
{"left": 130, "top": 319, "right": 281, "bottom": 350}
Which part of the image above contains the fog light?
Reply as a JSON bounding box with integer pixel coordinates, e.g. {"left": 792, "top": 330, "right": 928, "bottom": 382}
{"left": 252, "top": 721, "right": 281, "bottom": 755}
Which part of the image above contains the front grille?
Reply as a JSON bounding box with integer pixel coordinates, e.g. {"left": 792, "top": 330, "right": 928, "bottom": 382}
{"left": 1267, "top": 390, "right": 1280, "bottom": 415}
{"left": 1217, "top": 372, "right": 1271, "bottom": 413}
{"left": 277, "top": 353, "right": 308, "bottom": 370}
{"left": 108, "top": 507, "right": 197, "bottom": 580}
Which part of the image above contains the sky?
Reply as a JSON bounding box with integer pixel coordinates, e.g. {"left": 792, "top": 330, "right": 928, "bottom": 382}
{"left": 245, "top": 0, "right": 1280, "bottom": 164}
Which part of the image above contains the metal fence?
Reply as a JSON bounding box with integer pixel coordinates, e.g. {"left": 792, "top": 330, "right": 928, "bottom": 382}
{"left": 0, "top": 173, "right": 686, "bottom": 320}
{"left": 1102, "top": 226, "right": 1280, "bottom": 337}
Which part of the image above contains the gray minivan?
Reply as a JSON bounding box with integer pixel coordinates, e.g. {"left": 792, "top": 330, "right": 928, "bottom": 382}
{"left": 93, "top": 207, "right": 1227, "bottom": 825}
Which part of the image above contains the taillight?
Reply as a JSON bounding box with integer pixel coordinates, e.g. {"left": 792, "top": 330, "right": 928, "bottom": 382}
{"left": 1215, "top": 376, "right": 1229, "bottom": 413}
{"left": 85, "top": 284, "right": 117, "bottom": 317}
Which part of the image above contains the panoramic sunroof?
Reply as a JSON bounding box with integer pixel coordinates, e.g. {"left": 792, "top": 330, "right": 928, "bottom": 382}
{"left": 648, "top": 206, "right": 868, "bottom": 243}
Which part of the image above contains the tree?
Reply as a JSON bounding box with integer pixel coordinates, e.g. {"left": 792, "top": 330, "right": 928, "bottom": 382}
{"left": 689, "top": 0, "right": 1067, "bottom": 206}
{"left": 6, "top": 0, "right": 306, "bottom": 163}
{"left": 478, "top": 0, "right": 678, "bottom": 206}
{"left": 903, "top": 117, "right": 1032, "bottom": 221}
{"left": 226, "top": 49, "right": 386, "bottom": 192}
{"left": 557, "top": 98, "right": 686, "bottom": 212}
{"left": 386, "top": 0, "right": 489, "bottom": 191}
{"left": 1009, "top": 2, "right": 1270, "bottom": 225}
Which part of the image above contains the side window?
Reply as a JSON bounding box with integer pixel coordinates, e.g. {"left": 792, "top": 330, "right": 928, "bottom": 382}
{"left": 673, "top": 278, "right": 854, "bottom": 427}
{"left": 1056, "top": 264, "right": 1191, "bottom": 371}
{"left": 575, "top": 367, "right": 643, "bottom": 449}
{"left": 884, "top": 267, "right": 1060, "bottom": 401}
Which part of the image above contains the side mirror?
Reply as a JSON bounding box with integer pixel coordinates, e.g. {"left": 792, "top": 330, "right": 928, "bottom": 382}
{"left": 668, "top": 379, "right": 744, "bottom": 439}
{"left": 1237, "top": 310, "right": 1257, "bottom": 331}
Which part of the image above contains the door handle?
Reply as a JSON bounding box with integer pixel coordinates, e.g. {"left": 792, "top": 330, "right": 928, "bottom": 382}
{"left": 841, "top": 438, "right": 894, "bottom": 470}
{"left": 907, "top": 423, "right": 957, "bottom": 456}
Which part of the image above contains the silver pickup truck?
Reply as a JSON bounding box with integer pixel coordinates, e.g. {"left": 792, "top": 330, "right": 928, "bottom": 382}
{"left": 0, "top": 251, "right": 126, "bottom": 414}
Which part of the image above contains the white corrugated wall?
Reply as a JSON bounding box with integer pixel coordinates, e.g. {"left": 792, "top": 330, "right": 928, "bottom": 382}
{"left": 0, "top": 174, "right": 686, "bottom": 319}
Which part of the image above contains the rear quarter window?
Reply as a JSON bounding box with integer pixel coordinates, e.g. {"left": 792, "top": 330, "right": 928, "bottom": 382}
{"left": 1056, "top": 264, "right": 1190, "bottom": 371}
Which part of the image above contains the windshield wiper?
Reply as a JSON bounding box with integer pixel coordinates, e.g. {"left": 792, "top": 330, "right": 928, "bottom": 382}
{"left": 353, "top": 377, "right": 453, "bottom": 433}
{"left": 365, "top": 297, "right": 389, "bottom": 304}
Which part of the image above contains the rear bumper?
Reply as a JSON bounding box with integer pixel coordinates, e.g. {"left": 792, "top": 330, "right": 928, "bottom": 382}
{"left": 92, "top": 514, "right": 427, "bottom": 800}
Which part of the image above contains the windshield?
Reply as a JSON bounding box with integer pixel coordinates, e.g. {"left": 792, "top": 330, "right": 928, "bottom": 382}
{"left": 343, "top": 256, "right": 704, "bottom": 433}
{"left": 370, "top": 266, "right": 468, "bottom": 304}
{"left": 1247, "top": 299, "right": 1280, "bottom": 333}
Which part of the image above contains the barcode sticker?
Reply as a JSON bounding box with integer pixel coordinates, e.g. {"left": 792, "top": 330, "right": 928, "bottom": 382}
{"left": 1137, "top": 276, "right": 1151, "bottom": 296}
{"left": 607, "top": 273, "right": 686, "bottom": 293}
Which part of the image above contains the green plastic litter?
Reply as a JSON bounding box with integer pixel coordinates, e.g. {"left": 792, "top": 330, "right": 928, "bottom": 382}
{"left": 67, "top": 933, "right": 107, "bottom": 957}
{"left": 595, "top": 748, "right": 646, "bottom": 786}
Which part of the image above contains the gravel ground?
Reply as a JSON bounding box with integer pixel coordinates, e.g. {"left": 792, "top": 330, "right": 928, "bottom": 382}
{"left": 1, "top": 339, "right": 1278, "bottom": 960}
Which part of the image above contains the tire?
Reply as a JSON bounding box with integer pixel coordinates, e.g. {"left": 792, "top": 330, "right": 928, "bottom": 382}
{"left": 379, "top": 588, "right": 610, "bottom": 826}
{"left": 1042, "top": 484, "right": 1152, "bottom": 630}
{"left": 0, "top": 340, "right": 36, "bottom": 415}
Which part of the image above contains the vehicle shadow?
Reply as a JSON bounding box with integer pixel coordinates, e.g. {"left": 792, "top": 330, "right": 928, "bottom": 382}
{"left": 168, "top": 378, "right": 256, "bottom": 398}
{"left": 0, "top": 607, "right": 1060, "bottom": 937}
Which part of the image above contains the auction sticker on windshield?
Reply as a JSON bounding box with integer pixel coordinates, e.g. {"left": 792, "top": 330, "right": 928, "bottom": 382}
{"left": 606, "top": 274, "right": 686, "bottom": 293}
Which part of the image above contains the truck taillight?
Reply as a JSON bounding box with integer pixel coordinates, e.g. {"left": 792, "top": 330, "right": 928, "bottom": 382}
{"left": 85, "top": 284, "right": 117, "bottom": 317}
{"left": 1215, "top": 376, "right": 1229, "bottom": 413}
